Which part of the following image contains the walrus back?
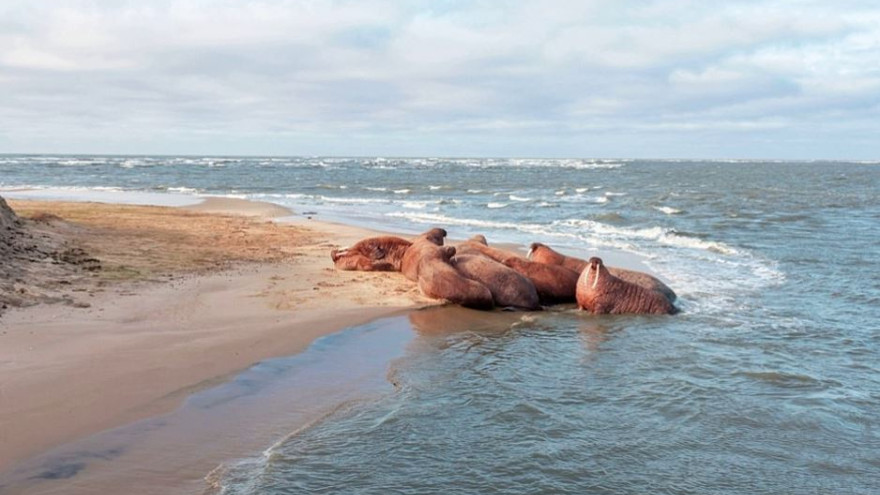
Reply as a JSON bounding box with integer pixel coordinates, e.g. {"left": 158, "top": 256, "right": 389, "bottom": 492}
{"left": 453, "top": 254, "right": 540, "bottom": 310}
{"left": 503, "top": 257, "right": 578, "bottom": 304}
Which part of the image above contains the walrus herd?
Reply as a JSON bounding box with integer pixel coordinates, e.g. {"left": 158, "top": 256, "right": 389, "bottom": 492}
{"left": 330, "top": 228, "right": 678, "bottom": 315}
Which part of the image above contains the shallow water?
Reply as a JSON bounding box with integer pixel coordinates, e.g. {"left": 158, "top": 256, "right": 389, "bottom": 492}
{"left": 217, "top": 307, "right": 880, "bottom": 494}
{"left": 2, "top": 156, "right": 879, "bottom": 493}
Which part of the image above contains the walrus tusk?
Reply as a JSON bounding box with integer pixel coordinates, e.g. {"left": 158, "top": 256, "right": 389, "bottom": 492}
{"left": 332, "top": 247, "right": 349, "bottom": 261}
{"left": 592, "top": 266, "right": 600, "bottom": 289}
{"left": 526, "top": 247, "right": 533, "bottom": 259}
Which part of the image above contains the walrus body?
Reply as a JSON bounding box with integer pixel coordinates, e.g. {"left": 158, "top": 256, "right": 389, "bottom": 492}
{"left": 503, "top": 257, "right": 579, "bottom": 304}
{"left": 331, "top": 236, "right": 412, "bottom": 271}
{"left": 455, "top": 235, "right": 521, "bottom": 264}
{"left": 418, "top": 246, "right": 494, "bottom": 310}
{"left": 399, "top": 228, "right": 448, "bottom": 281}
{"left": 576, "top": 257, "right": 677, "bottom": 315}
{"left": 528, "top": 242, "right": 588, "bottom": 273}
{"left": 452, "top": 254, "right": 540, "bottom": 310}
{"left": 528, "top": 242, "right": 677, "bottom": 302}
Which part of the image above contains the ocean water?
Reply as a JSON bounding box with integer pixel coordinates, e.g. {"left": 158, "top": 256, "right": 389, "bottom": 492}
{"left": 2, "top": 156, "right": 879, "bottom": 493}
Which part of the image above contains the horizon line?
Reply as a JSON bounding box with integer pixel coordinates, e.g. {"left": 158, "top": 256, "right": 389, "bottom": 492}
{"left": 1, "top": 152, "right": 878, "bottom": 164}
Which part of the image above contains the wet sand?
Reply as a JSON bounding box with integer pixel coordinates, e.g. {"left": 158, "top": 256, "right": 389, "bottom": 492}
{"left": 0, "top": 198, "right": 437, "bottom": 479}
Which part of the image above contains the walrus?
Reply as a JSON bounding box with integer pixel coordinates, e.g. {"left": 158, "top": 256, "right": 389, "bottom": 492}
{"left": 455, "top": 235, "right": 521, "bottom": 264}
{"left": 330, "top": 228, "right": 445, "bottom": 276}
{"left": 417, "top": 246, "right": 494, "bottom": 310}
{"left": 401, "top": 228, "right": 448, "bottom": 281}
{"left": 331, "top": 236, "right": 412, "bottom": 271}
{"left": 527, "top": 242, "right": 588, "bottom": 272}
{"left": 576, "top": 257, "right": 677, "bottom": 315}
{"left": 502, "top": 257, "right": 579, "bottom": 304}
{"left": 452, "top": 254, "right": 541, "bottom": 310}
{"left": 528, "top": 242, "right": 677, "bottom": 302}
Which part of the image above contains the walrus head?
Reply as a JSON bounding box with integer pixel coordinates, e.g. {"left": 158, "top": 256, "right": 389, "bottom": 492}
{"left": 586, "top": 257, "right": 604, "bottom": 289}
{"left": 469, "top": 234, "right": 488, "bottom": 246}
{"left": 330, "top": 248, "right": 345, "bottom": 262}
{"left": 423, "top": 227, "right": 447, "bottom": 246}
{"left": 527, "top": 242, "right": 544, "bottom": 259}
{"left": 439, "top": 245, "right": 456, "bottom": 261}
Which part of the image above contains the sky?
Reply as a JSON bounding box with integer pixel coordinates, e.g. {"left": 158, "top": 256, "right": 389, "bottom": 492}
{"left": 0, "top": 0, "right": 878, "bottom": 159}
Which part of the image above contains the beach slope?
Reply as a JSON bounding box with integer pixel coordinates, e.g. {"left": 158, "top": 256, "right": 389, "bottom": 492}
{"left": 0, "top": 198, "right": 434, "bottom": 470}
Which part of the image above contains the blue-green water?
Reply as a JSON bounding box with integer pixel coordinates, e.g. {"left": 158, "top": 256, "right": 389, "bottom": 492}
{"left": 2, "top": 156, "right": 879, "bottom": 493}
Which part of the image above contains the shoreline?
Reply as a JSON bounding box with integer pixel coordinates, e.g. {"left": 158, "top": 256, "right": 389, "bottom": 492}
{"left": 1, "top": 193, "right": 650, "bottom": 493}
{"left": 0, "top": 197, "right": 437, "bottom": 479}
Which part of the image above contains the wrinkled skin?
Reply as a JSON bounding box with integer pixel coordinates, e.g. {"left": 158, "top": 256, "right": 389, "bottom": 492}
{"left": 452, "top": 254, "right": 540, "bottom": 310}
{"left": 401, "top": 228, "right": 448, "bottom": 281}
{"left": 503, "top": 257, "right": 579, "bottom": 304}
{"left": 417, "top": 246, "right": 494, "bottom": 310}
{"left": 528, "top": 242, "right": 677, "bottom": 302}
{"left": 455, "top": 235, "right": 521, "bottom": 264}
{"left": 576, "top": 257, "right": 677, "bottom": 315}
{"left": 330, "top": 236, "right": 412, "bottom": 271}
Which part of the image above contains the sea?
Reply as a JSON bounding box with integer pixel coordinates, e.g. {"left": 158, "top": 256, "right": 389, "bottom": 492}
{"left": 2, "top": 155, "right": 879, "bottom": 494}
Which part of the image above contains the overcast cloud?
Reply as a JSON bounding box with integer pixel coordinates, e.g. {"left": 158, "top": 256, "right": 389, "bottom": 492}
{"left": 1, "top": 0, "right": 878, "bottom": 159}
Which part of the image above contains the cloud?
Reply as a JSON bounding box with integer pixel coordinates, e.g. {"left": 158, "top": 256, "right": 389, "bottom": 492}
{"left": 0, "top": 0, "right": 878, "bottom": 158}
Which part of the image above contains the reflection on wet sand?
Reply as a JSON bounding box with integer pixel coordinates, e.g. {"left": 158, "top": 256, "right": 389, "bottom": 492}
{"left": 409, "top": 305, "right": 616, "bottom": 355}
{"left": 407, "top": 305, "right": 526, "bottom": 337}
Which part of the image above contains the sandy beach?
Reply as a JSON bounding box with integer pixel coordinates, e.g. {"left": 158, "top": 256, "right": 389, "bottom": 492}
{"left": 0, "top": 197, "right": 438, "bottom": 480}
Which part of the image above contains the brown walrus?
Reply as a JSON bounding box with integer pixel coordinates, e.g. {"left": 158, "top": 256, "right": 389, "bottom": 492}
{"left": 331, "top": 236, "right": 412, "bottom": 271}
{"left": 452, "top": 254, "right": 540, "bottom": 310}
{"left": 401, "top": 228, "right": 448, "bottom": 281}
{"left": 528, "top": 242, "right": 677, "bottom": 302}
{"left": 330, "top": 228, "right": 446, "bottom": 277}
{"left": 502, "top": 257, "right": 579, "bottom": 304}
{"left": 417, "top": 246, "right": 494, "bottom": 310}
{"left": 455, "top": 235, "right": 521, "bottom": 263}
{"left": 576, "top": 257, "right": 677, "bottom": 315}
{"left": 527, "top": 242, "right": 588, "bottom": 272}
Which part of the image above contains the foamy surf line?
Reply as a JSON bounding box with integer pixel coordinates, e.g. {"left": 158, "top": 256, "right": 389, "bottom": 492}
{"left": 0, "top": 187, "right": 297, "bottom": 218}
{"left": 0, "top": 187, "right": 204, "bottom": 207}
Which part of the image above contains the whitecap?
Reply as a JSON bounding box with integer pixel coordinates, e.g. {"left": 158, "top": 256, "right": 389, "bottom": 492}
{"left": 509, "top": 195, "right": 532, "bottom": 202}
{"left": 384, "top": 212, "right": 548, "bottom": 236}
{"left": 487, "top": 202, "right": 508, "bottom": 209}
{"left": 556, "top": 218, "right": 740, "bottom": 256}
{"left": 165, "top": 186, "right": 200, "bottom": 194}
{"left": 393, "top": 189, "right": 411, "bottom": 195}
{"left": 120, "top": 159, "right": 147, "bottom": 169}
{"left": 319, "top": 196, "right": 390, "bottom": 205}
{"left": 654, "top": 206, "right": 682, "bottom": 215}
{"left": 58, "top": 159, "right": 104, "bottom": 166}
